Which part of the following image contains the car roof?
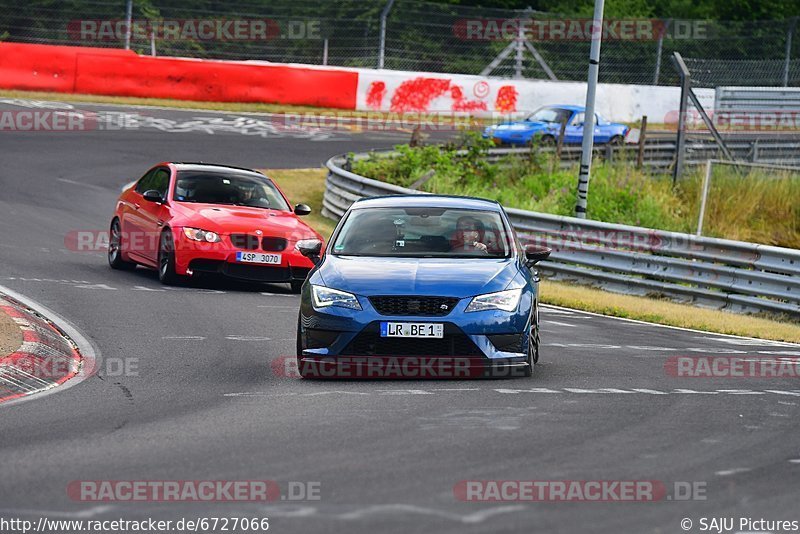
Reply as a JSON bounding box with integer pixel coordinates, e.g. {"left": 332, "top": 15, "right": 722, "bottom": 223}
{"left": 170, "top": 162, "right": 266, "bottom": 177}
{"left": 538, "top": 104, "right": 584, "bottom": 112}
{"left": 352, "top": 194, "right": 503, "bottom": 212}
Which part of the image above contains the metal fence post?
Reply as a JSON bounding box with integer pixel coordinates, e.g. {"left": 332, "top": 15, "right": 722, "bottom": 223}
{"left": 124, "top": 0, "right": 133, "bottom": 50}
{"left": 671, "top": 52, "right": 691, "bottom": 185}
{"left": 378, "top": 0, "right": 396, "bottom": 69}
{"left": 515, "top": 13, "right": 525, "bottom": 78}
{"left": 784, "top": 18, "right": 798, "bottom": 87}
{"left": 652, "top": 19, "right": 670, "bottom": 85}
{"left": 322, "top": 38, "right": 329, "bottom": 66}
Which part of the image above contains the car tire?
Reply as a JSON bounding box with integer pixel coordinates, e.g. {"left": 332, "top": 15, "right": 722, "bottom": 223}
{"left": 290, "top": 280, "right": 304, "bottom": 294}
{"left": 539, "top": 135, "right": 556, "bottom": 147}
{"left": 157, "top": 229, "right": 183, "bottom": 285}
{"left": 296, "top": 313, "right": 313, "bottom": 379}
{"left": 108, "top": 218, "right": 137, "bottom": 271}
{"left": 524, "top": 303, "right": 540, "bottom": 377}
{"left": 609, "top": 135, "right": 624, "bottom": 146}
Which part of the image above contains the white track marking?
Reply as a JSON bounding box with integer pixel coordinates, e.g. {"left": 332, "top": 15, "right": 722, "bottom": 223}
{"left": 715, "top": 468, "right": 752, "bottom": 476}
{"left": 544, "top": 320, "right": 577, "bottom": 328}
{"left": 540, "top": 304, "right": 800, "bottom": 347}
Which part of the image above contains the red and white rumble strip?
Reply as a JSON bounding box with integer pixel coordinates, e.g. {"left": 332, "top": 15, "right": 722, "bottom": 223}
{"left": 0, "top": 293, "right": 84, "bottom": 403}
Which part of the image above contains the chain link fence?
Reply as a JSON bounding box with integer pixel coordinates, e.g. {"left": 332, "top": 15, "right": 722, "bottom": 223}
{"left": 1, "top": 0, "right": 798, "bottom": 86}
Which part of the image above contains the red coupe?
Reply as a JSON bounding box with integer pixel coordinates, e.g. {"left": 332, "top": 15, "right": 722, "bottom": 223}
{"left": 108, "top": 162, "right": 324, "bottom": 291}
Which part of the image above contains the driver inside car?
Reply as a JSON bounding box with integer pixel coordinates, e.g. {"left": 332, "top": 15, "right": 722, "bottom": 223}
{"left": 450, "top": 216, "right": 489, "bottom": 254}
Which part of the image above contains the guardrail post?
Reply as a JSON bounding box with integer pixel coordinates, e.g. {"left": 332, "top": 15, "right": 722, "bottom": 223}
{"left": 636, "top": 115, "right": 648, "bottom": 169}
{"left": 696, "top": 159, "right": 713, "bottom": 236}
{"left": 555, "top": 119, "right": 567, "bottom": 162}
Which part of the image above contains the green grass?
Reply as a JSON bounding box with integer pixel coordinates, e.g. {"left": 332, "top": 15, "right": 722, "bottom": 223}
{"left": 263, "top": 168, "right": 337, "bottom": 239}
{"left": 352, "top": 135, "right": 800, "bottom": 248}
{"left": 263, "top": 166, "right": 800, "bottom": 342}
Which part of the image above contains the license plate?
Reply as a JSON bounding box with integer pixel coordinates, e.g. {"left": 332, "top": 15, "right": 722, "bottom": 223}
{"left": 235, "top": 252, "right": 281, "bottom": 265}
{"left": 380, "top": 322, "right": 444, "bottom": 338}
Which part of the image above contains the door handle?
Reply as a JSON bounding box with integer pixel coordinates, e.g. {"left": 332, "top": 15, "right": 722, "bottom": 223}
{"left": 134, "top": 203, "right": 141, "bottom": 210}
{"left": 157, "top": 220, "right": 164, "bottom": 227}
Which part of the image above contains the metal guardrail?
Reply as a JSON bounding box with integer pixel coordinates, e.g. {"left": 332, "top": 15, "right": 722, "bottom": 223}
{"left": 715, "top": 87, "right": 800, "bottom": 112}
{"left": 323, "top": 153, "right": 800, "bottom": 316}
{"left": 486, "top": 138, "right": 800, "bottom": 169}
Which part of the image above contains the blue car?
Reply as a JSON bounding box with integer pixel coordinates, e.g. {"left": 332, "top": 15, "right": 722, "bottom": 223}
{"left": 294, "top": 195, "right": 551, "bottom": 379}
{"left": 483, "top": 105, "right": 629, "bottom": 146}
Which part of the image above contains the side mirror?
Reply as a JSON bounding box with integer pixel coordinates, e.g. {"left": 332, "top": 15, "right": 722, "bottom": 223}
{"left": 297, "top": 239, "right": 323, "bottom": 264}
{"left": 294, "top": 204, "right": 312, "bottom": 216}
{"left": 524, "top": 245, "right": 551, "bottom": 267}
{"left": 142, "top": 189, "right": 164, "bottom": 203}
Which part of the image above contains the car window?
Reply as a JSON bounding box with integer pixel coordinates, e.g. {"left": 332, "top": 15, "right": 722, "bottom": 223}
{"left": 134, "top": 169, "right": 156, "bottom": 194}
{"left": 331, "top": 207, "right": 512, "bottom": 258}
{"left": 173, "top": 171, "right": 290, "bottom": 211}
{"left": 528, "top": 107, "right": 571, "bottom": 124}
{"left": 151, "top": 168, "right": 170, "bottom": 197}
{"left": 571, "top": 113, "right": 585, "bottom": 126}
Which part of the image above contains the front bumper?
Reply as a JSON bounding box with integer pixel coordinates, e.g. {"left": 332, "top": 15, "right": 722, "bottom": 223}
{"left": 298, "top": 290, "right": 532, "bottom": 363}
{"left": 172, "top": 234, "right": 315, "bottom": 282}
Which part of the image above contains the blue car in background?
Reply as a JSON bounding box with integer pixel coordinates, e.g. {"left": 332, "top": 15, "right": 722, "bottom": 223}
{"left": 294, "top": 195, "right": 551, "bottom": 379}
{"left": 483, "top": 105, "right": 629, "bottom": 146}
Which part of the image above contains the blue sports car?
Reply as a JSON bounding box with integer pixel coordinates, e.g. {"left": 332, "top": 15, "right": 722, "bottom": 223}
{"left": 483, "top": 105, "right": 629, "bottom": 146}
{"left": 295, "top": 195, "right": 551, "bottom": 379}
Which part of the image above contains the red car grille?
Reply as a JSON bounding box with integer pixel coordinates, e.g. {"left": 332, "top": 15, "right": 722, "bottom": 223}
{"left": 230, "top": 234, "right": 288, "bottom": 252}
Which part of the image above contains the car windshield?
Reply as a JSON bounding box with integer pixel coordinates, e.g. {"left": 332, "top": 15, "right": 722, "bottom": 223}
{"left": 331, "top": 207, "right": 512, "bottom": 258}
{"left": 173, "top": 171, "right": 290, "bottom": 210}
{"left": 527, "top": 107, "right": 572, "bottom": 124}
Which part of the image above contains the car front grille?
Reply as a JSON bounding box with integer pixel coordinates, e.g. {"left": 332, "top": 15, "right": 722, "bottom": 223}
{"left": 342, "top": 323, "right": 482, "bottom": 357}
{"left": 261, "top": 237, "right": 287, "bottom": 251}
{"left": 368, "top": 296, "right": 460, "bottom": 317}
{"left": 230, "top": 234, "right": 260, "bottom": 250}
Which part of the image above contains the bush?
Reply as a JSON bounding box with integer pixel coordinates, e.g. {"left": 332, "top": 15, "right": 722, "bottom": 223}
{"left": 351, "top": 137, "right": 800, "bottom": 248}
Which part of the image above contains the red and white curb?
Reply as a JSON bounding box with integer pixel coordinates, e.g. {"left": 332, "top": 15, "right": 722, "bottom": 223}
{"left": 0, "top": 285, "right": 97, "bottom": 405}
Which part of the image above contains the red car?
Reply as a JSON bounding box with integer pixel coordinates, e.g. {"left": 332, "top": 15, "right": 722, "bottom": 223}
{"left": 108, "top": 162, "right": 324, "bottom": 292}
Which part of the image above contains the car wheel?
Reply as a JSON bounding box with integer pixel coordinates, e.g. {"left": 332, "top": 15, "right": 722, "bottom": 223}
{"left": 539, "top": 135, "right": 556, "bottom": 147}
{"left": 290, "top": 280, "right": 304, "bottom": 294}
{"left": 295, "top": 313, "right": 313, "bottom": 379}
{"left": 108, "top": 218, "right": 137, "bottom": 270}
{"left": 609, "top": 135, "right": 624, "bottom": 146}
{"left": 524, "top": 303, "right": 540, "bottom": 377}
{"left": 157, "top": 229, "right": 183, "bottom": 285}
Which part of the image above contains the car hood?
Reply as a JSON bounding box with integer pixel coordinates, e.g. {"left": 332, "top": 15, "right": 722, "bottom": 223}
{"left": 171, "top": 203, "right": 320, "bottom": 239}
{"left": 316, "top": 255, "right": 519, "bottom": 298}
{"left": 491, "top": 120, "right": 550, "bottom": 133}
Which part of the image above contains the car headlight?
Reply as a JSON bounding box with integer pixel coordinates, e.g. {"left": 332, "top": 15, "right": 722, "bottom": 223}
{"left": 182, "top": 227, "right": 221, "bottom": 243}
{"left": 311, "top": 285, "right": 361, "bottom": 310}
{"left": 295, "top": 238, "right": 321, "bottom": 251}
{"left": 465, "top": 288, "right": 523, "bottom": 313}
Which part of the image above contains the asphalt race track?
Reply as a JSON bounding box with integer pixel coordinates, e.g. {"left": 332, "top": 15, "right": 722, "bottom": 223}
{"left": 1, "top": 99, "right": 799, "bottom": 533}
